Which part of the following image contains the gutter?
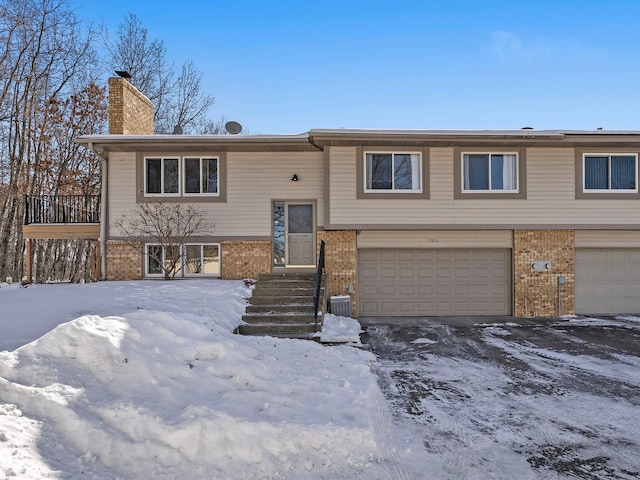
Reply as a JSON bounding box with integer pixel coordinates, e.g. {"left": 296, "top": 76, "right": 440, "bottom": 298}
{"left": 89, "top": 142, "right": 108, "bottom": 281}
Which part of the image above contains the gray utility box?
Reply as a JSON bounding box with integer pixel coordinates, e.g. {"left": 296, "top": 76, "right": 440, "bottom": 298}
{"left": 330, "top": 296, "right": 352, "bottom": 317}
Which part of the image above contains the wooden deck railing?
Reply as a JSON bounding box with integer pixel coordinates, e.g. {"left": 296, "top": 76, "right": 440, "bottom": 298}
{"left": 24, "top": 195, "right": 101, "bottom": 225}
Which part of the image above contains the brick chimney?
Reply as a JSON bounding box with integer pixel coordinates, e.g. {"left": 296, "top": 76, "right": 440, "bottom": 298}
{"left": 108, "top": 76, "right": 154, "bottom": 135}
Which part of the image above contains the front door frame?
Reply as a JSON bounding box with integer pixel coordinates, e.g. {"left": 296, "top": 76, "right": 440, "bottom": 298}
{"left": 272, "top": 200, "right": 316, "bottom": 269}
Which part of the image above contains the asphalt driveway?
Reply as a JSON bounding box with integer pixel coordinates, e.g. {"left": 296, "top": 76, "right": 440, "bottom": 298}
{"left": 360, "top": 315, "right": 640, "bottom": 479}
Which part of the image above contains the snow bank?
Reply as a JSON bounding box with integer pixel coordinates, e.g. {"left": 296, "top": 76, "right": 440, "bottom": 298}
{"left": 0, "top": 280, "right": 386, "bottom": 479}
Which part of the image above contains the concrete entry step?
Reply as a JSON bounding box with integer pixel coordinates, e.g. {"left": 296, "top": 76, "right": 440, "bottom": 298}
{"left": 239, "top": 272, "right": 327, "bottom": 339}
{"left": 242, "top": 313, "right": 317, "bottom": 324}
{"left": 245, "top": 304, "right": 315, "bottom": 314}
{"left": 237, "top": 322, "right": 319, "bottom": 337}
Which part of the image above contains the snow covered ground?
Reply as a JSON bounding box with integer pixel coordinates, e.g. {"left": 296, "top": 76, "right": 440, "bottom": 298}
{"left": 3, "top": 280, "right": 640, "bottom": 479}
{"left": 364, "top": 316, "right": 640, "bottom": 479}
{"left": 0, "top": 280, "right": 416, "bottom": 479}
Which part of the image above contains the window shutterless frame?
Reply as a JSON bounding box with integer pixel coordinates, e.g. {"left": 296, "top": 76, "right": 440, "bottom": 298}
{"left": 582, "top": 153, "right": 638, "bottom": 193}
{"left": 183, "top": 157, "right": 220, "bottom": 196}
{"left": 144, "top": 243, "right": 181, "bottom": 277}
{"left": 461, "top": 152, "right": 519, "bottom": 193}
{"left": 144, "top": 157, "right": 181, "bottom": 197}
{"left": 184, "top": 243, "right": 221, "bottom": 276}
{"left": 138, "top": 153, "right": 227, "bottom": 203}
{"left": 145, "top": 243, "right": 221, "bottom": 277}
{"left": 363, "top": 151, "right": 423, "bottom": 193}
{"left": 453, "top": 147, "right": 527, "bottom": 200}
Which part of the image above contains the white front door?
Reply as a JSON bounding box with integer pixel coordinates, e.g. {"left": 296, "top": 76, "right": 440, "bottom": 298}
{"left": 273, "top": 201, "right": 315, "bottom": 267}
{"left": 286, "top": 203, "right": 315, "bottom": 266}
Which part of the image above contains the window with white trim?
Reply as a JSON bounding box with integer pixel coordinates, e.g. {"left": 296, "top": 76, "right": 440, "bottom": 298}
{"left": 185, "top": 244, "right": 220, "bottom": 276}
{"left": 583, "top": 154, "right": 637, "bottom": 192}
{"left": 462, "top": 153, "right": 518, "bottom": 192}
{"left": 184, "top": 157, "right": 219, "bottom": 195}
{"left": 364, "top": 152, "right": 421, "bottom": 192}
{"left": 145, "top": 244, "right": 181, "bottom": 277}
{"left": 145, "top": 243, "right": 221, "bottom": 277}
{"left": 144, "top": 156, "right": 220, "bottom": 196}
{"left": 145, "top": 158, "right": 179, "bottom": 195}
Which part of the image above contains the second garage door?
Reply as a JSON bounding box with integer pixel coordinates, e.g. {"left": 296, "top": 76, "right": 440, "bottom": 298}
{"left": 575, "top": 249, "right": 640, "bottom": 314}
{"left": 358, "top": 249, "right": 511, "bottom": 316}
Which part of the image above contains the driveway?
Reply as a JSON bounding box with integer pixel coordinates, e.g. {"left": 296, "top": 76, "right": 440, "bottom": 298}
{"left": 360, "top": 315, "right": 640, "bottom": 479}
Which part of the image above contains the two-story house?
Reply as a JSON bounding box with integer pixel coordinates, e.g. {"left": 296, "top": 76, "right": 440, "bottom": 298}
{"left": 75, "top": 76, "right": 640, "bottom": 318}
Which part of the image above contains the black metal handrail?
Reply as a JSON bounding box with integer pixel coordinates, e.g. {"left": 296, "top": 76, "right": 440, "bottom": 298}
{"left": 313, "top": 240, "right": 326, "bottom": 330}
{"left": 24, "top": 195, "right": 101, "bottom": 225}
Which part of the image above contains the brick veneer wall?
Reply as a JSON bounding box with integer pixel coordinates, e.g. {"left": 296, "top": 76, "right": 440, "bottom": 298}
{"left": 108, "top": 77, "right": 154, "bottom": 135}
{"left": 317, "top": 230, "right": 358, "bottom": 316}
{"left": 106, "top": 241, "right": 142, "bottom": 280}
{"left": 513, "top": 229, "right": 575, "bottom": 317}
{"left": 221, "top": 240, "right": 271, "bottom": 280}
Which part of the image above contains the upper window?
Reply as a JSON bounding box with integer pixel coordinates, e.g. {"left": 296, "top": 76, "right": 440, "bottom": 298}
{"left": 144, "top": 156, "right": 220, "bottom": 197}
{"left": 583, "top": 154, "right": 637, "bottom": 192}
{"left": 146, "top": 158, "right": 179, "bottom": 195}
{"left": 462, "top": 153, "right": 518, "bottom": 192}
{"left": 364, "top": 152, "right": 422, "bottom": 192}
{"left": 184, "top": 157, "right": 218, "bottom": 195}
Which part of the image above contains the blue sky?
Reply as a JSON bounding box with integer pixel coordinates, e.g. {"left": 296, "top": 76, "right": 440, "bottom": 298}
{"left": 77, "top": 0, "right": 640, "bottom": 134}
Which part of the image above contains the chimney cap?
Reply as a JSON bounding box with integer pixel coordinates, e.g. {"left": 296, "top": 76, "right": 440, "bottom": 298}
{"left": 115, "top": 70, "right": 131, "bottom": 79}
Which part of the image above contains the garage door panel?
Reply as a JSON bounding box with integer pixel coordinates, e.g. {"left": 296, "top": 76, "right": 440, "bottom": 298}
{"left": 399, "top": 267, "right": 415, "bottom": 279}
{"left": 417, "top": 251, "right": 435, "bottom": 261}
{"left": 380, "top": 302, "right": 398, "bottom": 313}
{"left": 437, "top": 267, "right": 453, "bottom": 278}
{"left": 380, "top": 285, "right": 397, "bottom": 295}
{"left": 417, "top": 267, "right": 434, "bottom": 278}
{"left": 359, "top": 248, "right": 511, "bottom": 316}
{"left": 417, "top": 284, "right": 435, "bottom": 295}
{"left": 379, "top": 251, "right": 397, "bottom": 262}
{"left": 398, "top": 251, "right": 416, "bottom": 262}
{"left": 417, "top": 301, "right": 434, "bottom": 311}
{"left": 399, "top": 302, "right": 416, "bottom": 313}
{"left": 362, "top": 285, "right": 379, "bottom": 295}
{"left": 454, "top": 267, "right": 471, "bottom": 279}
{"left": 576, "top": 249, "right": 640, "bottom": 314}
{"left": 398, "top": 284, "right": 416, "bottom": 294}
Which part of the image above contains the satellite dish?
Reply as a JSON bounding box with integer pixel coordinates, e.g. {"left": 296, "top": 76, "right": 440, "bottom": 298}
{"left": 225, "top": 121, "right": 242, "bottom": 135}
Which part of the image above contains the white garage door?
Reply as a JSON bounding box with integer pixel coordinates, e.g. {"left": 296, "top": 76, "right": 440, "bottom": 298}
{"left": 358, "top": 249, "right": 511, "bottom": 316}
{"left": 575, "top": 249, "right": 640, "bottom": 314}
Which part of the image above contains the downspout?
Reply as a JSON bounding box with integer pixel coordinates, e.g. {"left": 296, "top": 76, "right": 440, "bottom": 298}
{"left": 89, "top": 142, "right": 108, "bottom": 280}
{"left": 307, "top": 134, "right": 323, "bottom": 152}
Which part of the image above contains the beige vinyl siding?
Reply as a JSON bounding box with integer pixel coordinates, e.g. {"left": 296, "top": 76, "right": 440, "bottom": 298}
{"left": 575, "top": 230, "right": 640, "bottom": 248}
{"left": 328, "top": 146, "right": 640, "bottom": 227}
{"left": 357, "top": 230, "right": 513, "bottom": 249}
{"left": 108, "top": 151, "right": 324, "bottom": 239}
{"left": 107, "top": 153, "right": 137, "bottom": 237}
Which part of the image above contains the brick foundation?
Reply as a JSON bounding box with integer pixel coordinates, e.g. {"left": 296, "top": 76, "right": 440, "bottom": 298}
{"left": 106, "top": 241, "right": 142, "bottom": 280}
{"left": 221, "top": 240, "right": 271, "bottom": 280}
{"left": 513, "top": 229, "right": 575, "bottom": 317}
{"left": 317, "top": 230, "right": 358, "bottom": 317}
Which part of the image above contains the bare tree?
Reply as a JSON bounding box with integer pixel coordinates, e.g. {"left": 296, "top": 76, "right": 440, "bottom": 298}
{"left": 113, "top": 202, "right": 214, "bottom": 280}
{"left": 0, "top": 0, "right": 103, "bottom": 282}
{"left": 104, "top": 13, "right": 220, "bottom": 135}
{"left": 103, "top": 12, "right": 174, "bottom": 132}
{"left": 168, "top": 60, "right": 215, "bottom": 133}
